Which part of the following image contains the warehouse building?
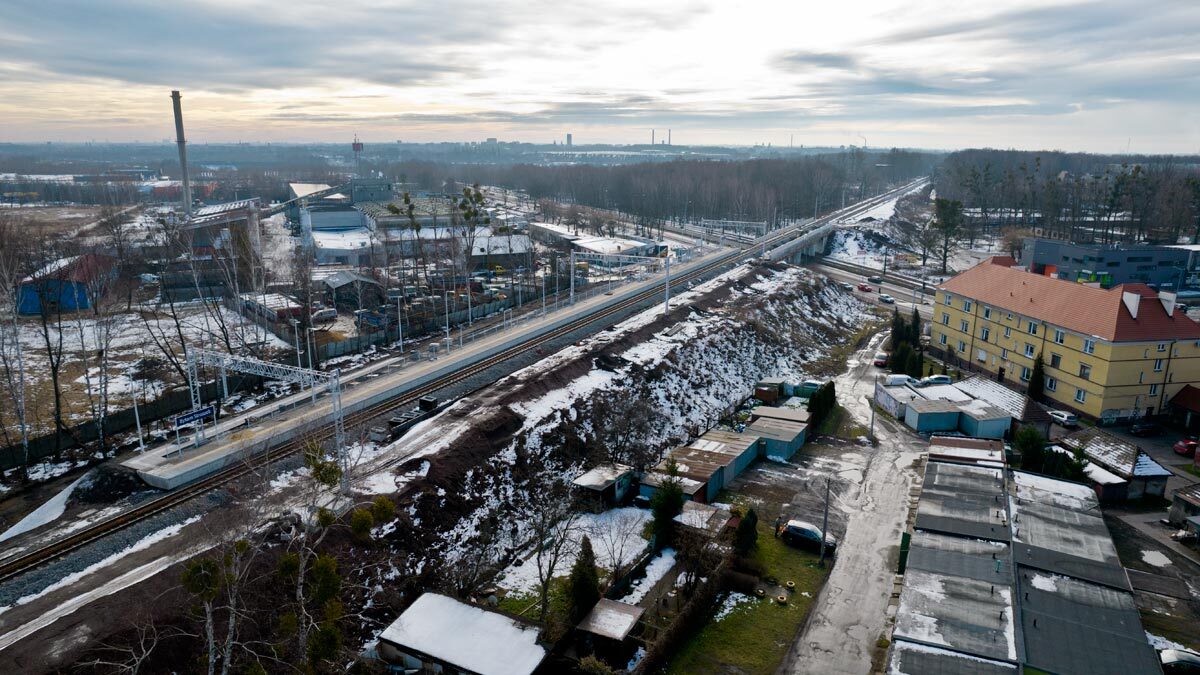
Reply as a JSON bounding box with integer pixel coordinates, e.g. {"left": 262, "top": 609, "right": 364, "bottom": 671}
{"left": 1021, "top": 238, "right": 1190, "bottom": 290}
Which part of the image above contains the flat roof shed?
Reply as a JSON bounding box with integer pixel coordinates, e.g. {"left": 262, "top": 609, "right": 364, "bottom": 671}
{"left": 576, "top": 599, "right": 643, "bottom": 642}
{"left": 688, "top": 429, "right": 760, "bottom": 480}
{"left": 748, "top": 406, "right": 811, "bottom": 424}
{"left": 747, "top": 418, "right": 808, "bottom": 460}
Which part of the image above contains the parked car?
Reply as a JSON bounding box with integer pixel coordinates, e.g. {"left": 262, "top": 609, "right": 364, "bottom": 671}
{"left": 1048, "top": 410, "right": 1079, "bottom": 428}
{"left": 778, "top": 520, "right": 837, "bottom": 553}
{"left": 1161, "top": 649, "right": 1200, "bottom": 674}
{"left": 879, "top": 294, "right": 895, "bottom": 304}
{"left": 867, "top": 275, "right": 883, "bottom": 283}
{"left": 1129, "top": 421, "right": 1162, "bottom": 437}
{"left": 840, "top": 281, "right": 854, "bottom": 291}
{"left": 918, "top": 374, "right": 952, "bottom": 387}
{"left": 1173, "top": 438, "right": 1198, "bottom": 457}
{"left": 873, "top": 352, "right": 889, "bottom": 367}
{"left": 857, "top": 283, "right": 873, "bottom": 292}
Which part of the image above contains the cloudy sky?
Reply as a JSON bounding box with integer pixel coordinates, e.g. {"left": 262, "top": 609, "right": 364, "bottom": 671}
{"left": 1, "top": 0, "right": 1198, "bottom": 152}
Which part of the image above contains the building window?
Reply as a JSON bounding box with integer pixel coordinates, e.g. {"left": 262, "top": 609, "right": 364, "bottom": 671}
{"left": 1154, "top": 358, "right": 1163, "bottom": 372}
{"left": 963, "top": 300, "right": 973, "bottom": 312}
{"left": 941, "top": 313, "right": 949, "bottom": 325}
{"left": 1079, "top": 363, "right": 1092, "bottom": 380}
{"left": 939, "top": 333, "right": 947, "bottom": 346}
{"left": 983, "top": 307, "right": 992, "bottom": 319}
{"left": 1054, "top": 329, "right": 1065, "bottom": 344}
{"left": 1075, "top": 388, "right": 1087, "bottom": 403}
{"left": 981, "top": 327, "right": 991, "bottom": 341}
{"left": 1150, "top": 383, "right": 1159, "bottom": 395}
{"left": 1050, "top": 353, "right": 1062, "bottom": 368}
{"left": 944, "top": 294, "right": 952, "bottom": 306}
{"left": 1158, "top": 342, "right": 1167, "bottom": 352}
{"left": 1139, "top": 372, "right": 1144, "bottom": 384}
{"left": 1024, "top": 343, "right": 1036, "bottom": 357}
{"left": 1020, "top": 366, "right": 1032, "bottom": 381}
{"left": 977, "top": 349, "right": 987, "bottom": 363}
{"left": 1028, "top": 321, "right": 1039, "bottom": 336}
{"left": 1002, "top": 348, "right": 1008, "bottom": 360}
{"left": 960, "top": 319, "right": 970, "bottom": 333}
{"left": 1083, "top": 339, "right": 1096, "bottom": 354}
{"left": 1046, "top": 377, "right": 1057, "bottom": 392}
{"left": 958, "top": 340, "right": 967, "bottom": 353}
{"left": 1004, "top": 326, "right": 1012, "bottom": 339}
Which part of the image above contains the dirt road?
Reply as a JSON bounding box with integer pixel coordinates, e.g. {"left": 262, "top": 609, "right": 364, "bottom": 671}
{"left": 781, "top": 331, "right": 924, "bottom": 674}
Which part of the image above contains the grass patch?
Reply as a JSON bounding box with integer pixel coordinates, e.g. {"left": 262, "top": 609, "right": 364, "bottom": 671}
{"left": 1185, "top": 464, "right": 1200, "bottom": 479}
{"left": 666, "top": 522, "right": 829, "bottom": 675}
{"left": 815, "top": 404, "right": 868, "bottom": 440}
{"left": 1141, "top": 610, "right": 1200, "bottom": 652}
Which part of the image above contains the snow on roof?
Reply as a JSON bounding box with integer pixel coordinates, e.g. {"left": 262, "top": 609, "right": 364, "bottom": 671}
{"left": 193, "top": 199, "right": 258, "bottom": 217}
{"left": 641, "top": 471, "right": 704, "bottom": 495}
{"left": 1175, "top": 483, "right": 1200, "bottom": 508}
{"left": 958, "top": 399, "right": 1010, "bottom": 420}
{"left": 573, "top": 236, "right": 651, "bottom": 255}
{"left": 1049, "top": 446, "right": 1126, "bottom": 486}
{"left": 1011, "top": 470, "right": 1100, "bottom": 511}
{"left": 379, "top": 593, "right": 546, "bottom": 675}
{"left": 917, "top": 384, "right": 974, "bottom": 403}
{"left": 289, "top": 182, "right": 347, "bottom": 201}
{"left": 573, "top": 464, "right": 633, "bottom": 490}
{"left": 953, "top": 376, "right": 1030, "bottom": 419}
{"left": 673, "top": 501, "right": 729, "bottom": 536}
{"left": 473, "top": 234, "right": 532, "bottom": 257}
{"left": 1060, "top": 428, "right": 1172, "bottom": 479}
{"left": 312, "top": 227, "right": 373, "bottom": 250}
{"left": 888, "top": 639, "right": 1018, "bottom": 675}
{"left": 576, "top": 599, "right": 643, "bottom": 641}
{"left": 23, "top": 255, "right": 80, "bottom": 283}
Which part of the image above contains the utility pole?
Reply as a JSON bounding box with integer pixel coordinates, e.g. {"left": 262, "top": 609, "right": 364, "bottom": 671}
{"left": 396, "top": 295, "right": 405, "bottom": 353}
{"left": 131, "top": 370, "right": 145, "bottom": 453}
{"left": 444, "top": 290, "right": 451, "bottom": 351}
{"left": 664, "top": 252, "right": 671, "bottom": 314}
{"left": 819, "top": 477, "right": 831, "bottom": 567}
{"left": 541, "top": 274, "right": 546, "bottom": 316}
{"left": 569, "top": 250, "right": 576, "bottom": 305}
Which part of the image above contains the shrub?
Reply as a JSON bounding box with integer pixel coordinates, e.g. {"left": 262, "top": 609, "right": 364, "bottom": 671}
{"left": 349, "top": 508, "right": 374, "bottom": 542}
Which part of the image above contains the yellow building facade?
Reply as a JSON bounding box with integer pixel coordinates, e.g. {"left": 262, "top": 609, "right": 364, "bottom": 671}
{"left": 930, "top": 257, "right": 1200, "bottom": 422}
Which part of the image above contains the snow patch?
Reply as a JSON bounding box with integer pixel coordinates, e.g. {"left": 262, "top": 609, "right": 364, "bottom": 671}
{"left": 619, "top": 548, "right": 676, "bottom": 605}
{"left": 1141, "top": 550, "right": 1172, "bottom": 568}
{"left": 0, "top": 471, "right": 92, "bottom": 542}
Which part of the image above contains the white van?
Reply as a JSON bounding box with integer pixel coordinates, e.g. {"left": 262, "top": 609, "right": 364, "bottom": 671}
{"left": 311, "top": 308, "right": 337, "bottom": 324}
{"left": 884, "top": 374, "right": 917, "bottom": 386}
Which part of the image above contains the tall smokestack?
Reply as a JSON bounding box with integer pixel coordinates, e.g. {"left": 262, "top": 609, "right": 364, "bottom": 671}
{"left": 651, "top": 129, "right": 655, "bottom": 146}
{"left": 170, "top": 90, "right": 193, "bottom": 218}
{"left": 668, "top": 129, "right": 671, "bottom": 145}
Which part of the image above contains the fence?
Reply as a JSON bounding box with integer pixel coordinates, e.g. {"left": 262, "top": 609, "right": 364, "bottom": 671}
{"left": 0, "top": 372, "right": 263, "bottom": 472}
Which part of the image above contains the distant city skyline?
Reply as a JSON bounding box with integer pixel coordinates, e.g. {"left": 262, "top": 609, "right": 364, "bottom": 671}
{"left": 1, "top": 0, "right": 1198, "bottom": 153}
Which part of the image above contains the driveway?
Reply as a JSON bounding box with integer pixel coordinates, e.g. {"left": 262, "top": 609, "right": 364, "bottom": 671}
{"left": 780, "top": 332, "right": 926, "bottom": 674}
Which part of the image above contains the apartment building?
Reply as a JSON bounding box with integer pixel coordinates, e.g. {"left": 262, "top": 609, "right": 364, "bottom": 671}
{"left": 931, "top": 256, "right": 1200, "bottom": 422}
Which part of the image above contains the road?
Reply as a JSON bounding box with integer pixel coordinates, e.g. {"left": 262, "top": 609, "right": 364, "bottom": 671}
{"left": 813, "top": 263, "right": 934, "bottom": 322}
{"left": 781, "top": 331, "right": 926, "bottom": 675}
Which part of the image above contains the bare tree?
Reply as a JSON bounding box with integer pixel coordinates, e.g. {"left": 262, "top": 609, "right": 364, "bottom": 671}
{"left": 587, "top": 508, "right": 646, "bottom": 586}
{"left": 528, "top": 481, "right": 581, "bottom": 624}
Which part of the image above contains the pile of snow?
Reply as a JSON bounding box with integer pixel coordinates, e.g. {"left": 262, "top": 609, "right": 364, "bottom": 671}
{"left": 0, "top": 471, "right": 92, "bottom": 542}
{"left": 827, "top": 229, "right": 890, "bottom": 268}
{"left": 1146, "top": 631, "right": 1190, "bottom": 651}
{"left": 619, "top": 548, "right": 676, "bottom": 605}
{"left": 1141, "top": 550, "right": 1172, "bottom": 568}
{"left": 713, "top": 592, "right": 757, "bottom": 621}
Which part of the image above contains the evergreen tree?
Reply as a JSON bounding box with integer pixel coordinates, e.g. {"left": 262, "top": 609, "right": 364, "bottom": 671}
{"left": 910, "top": 306, "right": 922, "bottom": 345}
{"left": 1014, "top": 426, "right": 1046, "bottom": 472}
{"left": 567, "top": 536, "right": 601, "bottom": 624}
{"left": 650, "top": 458, "right": 685, "bottom": 549}
{"left": 1027, "top": 352, "right": 1046, "bottom": 402}
{"left": 892, "top": 342, "right": 912, "bottom": 375}
{"left": 891, "top": 308, "right": 906, "bottom": 348}
{"left": 735, "top": 508, "right": 759, "bottom": 554}
{"left": 906, "top": 349, "right": 923, "bottom": 379}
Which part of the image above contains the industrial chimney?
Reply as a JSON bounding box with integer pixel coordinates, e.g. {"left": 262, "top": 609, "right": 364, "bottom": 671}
{"left": 170, "top": 90, "right": 193, "bottom": 218}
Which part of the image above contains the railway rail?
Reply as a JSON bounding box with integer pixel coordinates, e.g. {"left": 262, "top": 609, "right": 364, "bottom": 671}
{"left": 0, "top": 180, "right": 922, "bottom": 586}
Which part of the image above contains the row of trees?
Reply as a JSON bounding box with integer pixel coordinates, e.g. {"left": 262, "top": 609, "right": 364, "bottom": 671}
{"left": 889, "top": 307, "right": 928, "bottom": 379}
{"left": 935, "top": 150, "right": 1200, "bottom": 246}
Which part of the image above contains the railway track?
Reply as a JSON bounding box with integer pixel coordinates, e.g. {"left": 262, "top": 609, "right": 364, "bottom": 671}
{"left": 0, "top": 181, "right": 923, "bottom": 585}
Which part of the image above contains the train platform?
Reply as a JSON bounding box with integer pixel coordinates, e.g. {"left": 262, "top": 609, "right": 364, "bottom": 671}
{"left": 121, "top": 246, "right": 732, "bottom": 489}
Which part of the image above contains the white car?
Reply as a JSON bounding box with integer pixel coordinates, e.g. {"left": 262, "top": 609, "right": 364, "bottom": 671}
{"left": 879, "top": 294, "right": 895, "bottom": 304}
{"left": 1049, "top": 410, "right": 1079, "bottom": 427}
{"left": 918, "top": 374, "right": 952, "bottom": 387}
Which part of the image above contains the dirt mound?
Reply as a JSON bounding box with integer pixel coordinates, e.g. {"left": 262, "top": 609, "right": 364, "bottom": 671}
{"left": 72, "top": 466, "right": 148, "bottom": 505}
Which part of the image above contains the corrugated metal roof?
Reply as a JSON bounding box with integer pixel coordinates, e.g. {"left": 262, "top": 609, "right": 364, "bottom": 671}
{"left": 1060, "top": 428, "right": 1171, "bottom": 478}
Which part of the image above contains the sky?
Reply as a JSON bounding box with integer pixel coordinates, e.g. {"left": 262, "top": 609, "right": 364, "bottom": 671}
{"left": 1, "top": 0, "right": 1198, "bottom": 153}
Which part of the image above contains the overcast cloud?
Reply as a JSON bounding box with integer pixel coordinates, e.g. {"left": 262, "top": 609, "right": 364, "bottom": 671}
{"left": 0, "top": 0, "right": 1197, "bottom": 152}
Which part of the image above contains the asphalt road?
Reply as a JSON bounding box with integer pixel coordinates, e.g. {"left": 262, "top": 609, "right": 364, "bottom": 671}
{"left": 814, "top": 263, "right": 935, "bottom": 322}
{"left": 781, "top": 331, "right": 927, "bottom": 674}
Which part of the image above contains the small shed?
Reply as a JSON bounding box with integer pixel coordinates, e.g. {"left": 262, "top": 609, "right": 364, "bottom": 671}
{"left": 639, "top": 471, "right": 704, "bottom": 503}
{"left": 927, "top": 436, "right": 1005, "bottom": 467}
{"left": 904, "top": 399, "right": 961, "bottom": 434}
{"left": 18, "top": 254, "right": 118, "bottom": 315}
{"left": 688, "top": 429, "right": 760, "bottom": 480}
{"left": 756, "top": 377, "right": 793, "bottom": 397}
{"left": 874, "top": 381, "right": 922, "bottom": 419}
{"left": 957, "top": 400, "right": 1011, "bottom": 440}
{"left": 664, "top": 447, "right": 730, "bottom": 503}
{"left": 673, "top": 501, "right": 733, "bottom": 539}
{"left": 572, "top": 464, "right": 636, "bottom": 511}
{"left": 1168, "top": 483, "right": 1200, "bottom": 526}
{"left": 1059, "top": 428, "right": 1172, "bottom": 500}
{"left": 747, "top": 418, "right": 808, "bottom": 460}
{"left": 576, "top": 598, "right": 644, "bottom": 665}
{"left": 378, "top": 593, "right": 547, "bottom": 675}
{"left": 748, "top": 406, "right": 811, "bottom": 425}
{"left": 321, "top": 270, "right": 385, "bottom": 311}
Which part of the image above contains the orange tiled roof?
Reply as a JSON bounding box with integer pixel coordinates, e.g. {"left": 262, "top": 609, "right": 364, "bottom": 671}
{"left": 938, "top": 257, "right": 1200, "bottom": 342}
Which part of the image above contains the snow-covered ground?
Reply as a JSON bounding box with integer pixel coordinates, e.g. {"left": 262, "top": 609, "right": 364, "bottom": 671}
{"left": 0, "top": 471, "right": 92, "bottom": 542}
{"left": 618, "top": 548, "right": 676, "bottom": 605}
{"left": 713, "top": 591, "right": 757, "bottom": 621}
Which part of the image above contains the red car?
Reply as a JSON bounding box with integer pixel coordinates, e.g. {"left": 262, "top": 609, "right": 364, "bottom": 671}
{"left": 857, "top": 283, "right": 873, "bottom": 292}
{"left": 1173, "top": 439, "right": 1198, "bottom": 457}
{"left": 872, "top": 351, "right": 889, "bottom": 367}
